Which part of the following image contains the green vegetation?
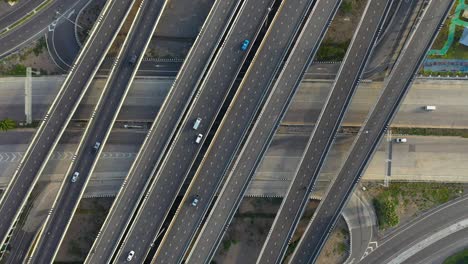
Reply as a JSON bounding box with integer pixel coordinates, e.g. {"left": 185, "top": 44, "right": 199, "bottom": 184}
{"left": 373, "top": 196, "right": 399, "bottom": 229}
{"left": 392, "top": 127, "right": 468, "bottom": 138}
{"left": 3, "top": 64, "right": 27, "bottom": 76}
{"left": 372, "top": 182, "right": 463, "bottom": 230}
{"left": 337, "top": 242, "right": 347, "bottom": 254}
{"left": 222, "top": 239, "right": 238, "bottom": 251}
{"left": 340, "top": 2, "right": 353, "bottom": 14}
{"left": 33, "top": 37, "right": 47, "bottom": 56}
{"left": 421, "top": 70, "right": 466, "bottom": 77}
{"left": 316, "top": 41, "right": 349, "bottom": 61}
{"left": 443, "top": 248, "right": 468, "bottom": 264}
{"left": 0, "top": 118, "right": 16, "bottom": 131}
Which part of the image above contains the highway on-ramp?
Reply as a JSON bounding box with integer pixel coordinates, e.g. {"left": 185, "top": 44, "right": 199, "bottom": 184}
{"left": 290, "top": 0, "right": 455, "bottom": 262}
{"left": 0, "top": 0, "right": 134, "bottom": 254}
{"left": 257, "top": 0, "right": 391, "bottom": 263}
{"left": 186, "top": 0, "right": 342, "bottom": 262}
{"left": 26, "top": 0, "right": 168, "bottom": 262}
{"left": 84, "top": 0, "right": 243, "bottom": 263}
{"left": 112, "top": 0, "right": 277, "bottom": 262}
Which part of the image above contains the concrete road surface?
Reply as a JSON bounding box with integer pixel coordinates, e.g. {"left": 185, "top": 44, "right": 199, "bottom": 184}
{"left": 0, "top": 77, "right": 467, "bottom": 128}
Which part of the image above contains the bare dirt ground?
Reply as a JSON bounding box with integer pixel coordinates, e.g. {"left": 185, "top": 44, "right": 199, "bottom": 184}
{"left": 0, "top": 36, "right": 61, "bottom": 76}
{"left": 55, "top": 197, "right": 114, "bottom": 263}
{"left": 324, "top": 0, "right": 368, "bottom": 43}
{"left": 213, "top": 198, "right": 349, "bottom": 264}
{"left": 76, "top": 0, "right": 107, "bottom": 46}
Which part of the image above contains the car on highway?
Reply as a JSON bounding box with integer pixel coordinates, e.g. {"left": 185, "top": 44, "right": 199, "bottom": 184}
{"left": 241, "top": 39, "right": 250, "bottom": 51}
{"left": 126, "top": 250, "right": 135, "bottom": 261}
{"left": 193, "top": 117, "right": 202, "bottom": 130}
{"left": 191, "top": 195, "right": 200, "bottom": 206}
{"left": 195, "top": 134, "right": 203, "bottom": 144}
{"left": 395, "top": 138, "right": 407, "bottom": 143}
{"left": 93, "top": 142, "right": 101, "bottom": 152}
{"left": 424, "top": 105, "right": 436, "bottom": 111}
{"left": 129, "top": 54, "right": 137, "bottom": 65}
{"left": 71, "top": 172, "right": 80, "bottom": 183}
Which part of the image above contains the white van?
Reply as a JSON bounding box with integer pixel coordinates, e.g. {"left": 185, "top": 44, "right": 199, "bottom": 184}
{"left": 424, "top": 105, "right": 436, "bottom": 111}
{"left": 193, "top": 117, "right": 202, "bottom": 130}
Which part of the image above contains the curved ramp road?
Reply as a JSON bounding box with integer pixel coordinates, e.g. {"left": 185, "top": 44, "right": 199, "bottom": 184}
{"left": 0, "top": 0, "right": 135, "bottom": 252}
{"left": 84, "top": 0, "right": 243, "bottom": 263}
{"left": 27, "top": 0, "right": 167, "bottom": 262}
{"left": 186, "top": 0, "right": 342, "bottom": 262}
{"left": 256, "top": 0, "right": 392, "bottom": 263}
{"left": 113, "top": 0, "right": 275, "bottom": 262}
{"left": 290, "top": 0, "right": 455, "bottom": 263}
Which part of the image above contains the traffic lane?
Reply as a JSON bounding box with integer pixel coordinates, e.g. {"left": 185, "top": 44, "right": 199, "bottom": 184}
{"left": 154, "top": 0, "right": 320, "bottom": 261}
{"left": 116, "top": 0, "right": 276, "bottom": 261}
{"left": 0, "top": 0, "right": 135, "bottom": 248}
{"left": 258, "top": 0, "right": 392, "bottom": 262}
{"left": 360, "top": 196, "right": 468, "bottom": 264}
{"left": 0, "top": 0, "right": 45, "bottom": 30}
{"left": 31, "top": 0, "right": 167, "bottom": 259}
{"left": 290, "top": 0, "right": 455, "bottom": 262}
{"left": 0, "top": 0, "right": 80, "bottom": 58}
{"left": 403, "top": 227, "right": 468, "bottom": 264}
{"left": 85, "top": 0, "right": 240, "bottom": 262}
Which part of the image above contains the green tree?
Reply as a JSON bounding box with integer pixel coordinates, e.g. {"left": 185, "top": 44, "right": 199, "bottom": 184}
{"left": 0, "top": 118, "right": 16, "bottom": 131}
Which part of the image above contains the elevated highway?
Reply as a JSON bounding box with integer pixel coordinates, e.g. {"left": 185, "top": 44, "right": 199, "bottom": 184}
{"left": 257, "top": 0, "right": 392, "bottom": 262}
{"left": 0, "top": 0, "right": 135, "bottom": 254}
{"left": 84, "top": 0, "right": 244, "bottom": 262}
{"left": 186, "top": 0, "right": 343, "bottom": 261}
{"left": 112, "top": 0, "right": 277, "bottom": 262}
{"left": 290, "top": 0, "right": 455, "bottom": 262}
{"left": 26, "top": 0, "right": 167, "bottom": 262}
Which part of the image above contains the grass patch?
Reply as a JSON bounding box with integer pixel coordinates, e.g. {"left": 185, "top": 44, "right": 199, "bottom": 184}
{"left": 444, "top": 248, "right": 468, "bottom": 264}
{"left": 222, "top": 239, "right": 238, "bottom": 251}
{"left": 339, "top": 1, "right": 353, "bottom": 14}
{"left": 3, "top": 64, "right": 26, "bottom": 76}
{"left": 392, "top": 127, "right": 468, "bottom": 138}
{"left": 336, "top": 242, "right": 347, "bottom": 254}
{"left": 370, "top": 182, "right": 463, "bottom": 230}
{"left": 316, "top": 41, "right": 350, "bottom": 61}
{"left": 33, "top": 37, "right": 47, "bottom": 56}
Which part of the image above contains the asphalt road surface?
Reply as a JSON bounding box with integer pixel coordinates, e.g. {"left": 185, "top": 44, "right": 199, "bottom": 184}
{"left": 0, "top": 0, "right": 134, "bottom": 252}
{"left": 0, "top": 0, "right": 84, "bottom": 58}
{"left": 27, "top": 0, "right": 167, "bottom": 262}
{"left": 113, "top": 0, "right": 278, "bottom": 262}
{"left": 154, "top": 0, "right": 321, "bottom": 261}
{"left": 360, "top": 195, "right": 468, "bottom": 264}
{"left": 185, "top": 0, "right": 342, "bottom": 261}
{"left": 257, "top": 0, "right": 392, "bottom": 262}
{"left": 84, "top": 0, "right": 243, "bottom": 262}
{"left": 0, "top": 0, "right": 45, "bottom": 31}
{"left": 290, "top": 0, "right": 455, "bottom": 262}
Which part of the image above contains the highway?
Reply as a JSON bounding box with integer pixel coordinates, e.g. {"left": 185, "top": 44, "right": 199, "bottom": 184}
{"left": 257, "top": 0, "right": 392, "bottom": 262}
{"left": 113, "top": 0, "right": 277, "bottom": 262}
{"left": 0, "top": 0, "right": 135, "bottom": 253}
{"left": 360, "top": 195, "right": 468, "bottom": 264}
{"left": 290, "top": 0, "right": 455, "bottom": 262}
{"left": 0, "top": 0, "right": 84, "bottom": 58}
{"left": 185, "top": 0, "right": 343, "bottom": 261}
{"left": 154, "top": 0, "right": 322, "bottom": 261}
{"left": 26, "top": 0, "right": 170, "bottom": 262}
{"left": 84, "top": 0, "right": 244, "bottom": 262}
{"left": 0, "top": 0, "right": 46, "bottom": 31}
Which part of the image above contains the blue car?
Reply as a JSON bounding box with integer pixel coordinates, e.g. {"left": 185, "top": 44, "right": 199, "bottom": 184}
{"left": 241, "top": 39, "right": 250, "bottom": 51}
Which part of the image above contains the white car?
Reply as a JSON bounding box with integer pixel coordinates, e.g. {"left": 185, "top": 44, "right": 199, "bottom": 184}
{"left": 191, "top": 195, "right": 200, "bottom": 207}
{"left": 127, "top": 250, "right": 135, "bottom": 261}
{"left": 395, "top": 138, "right": 407, "bottom": 143}
{"left": 195, "top": 134, "right": 203, "bottom": 144}
{"left": 71, "top": 172, "right": 79, "bottom": 183}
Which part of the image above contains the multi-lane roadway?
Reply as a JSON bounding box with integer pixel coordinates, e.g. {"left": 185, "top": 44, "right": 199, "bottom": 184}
{"left": 257, "top": 0, "right": 392, "bottom": 262}
{"left": 112, "top": 0, "right": 278, "bottom": 262}
{"left": 27, "top": 0, "right": 167, "bottom": 262}
{"left": 84, "top": 0, "right": 244, "bottom": 262}
{"left": 290, "top": 0, "right": 455, "bottom": 262}
{"left": 0, "top": 0, "right": 135, "bottom": 253}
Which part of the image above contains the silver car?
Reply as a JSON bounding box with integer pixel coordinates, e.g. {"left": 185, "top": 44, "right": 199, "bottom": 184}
{"left": 126, "top": 250, "right": 135, "bottom": 261}
{"left": 71, "top": 172, "right": 79, "bottom": 183}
